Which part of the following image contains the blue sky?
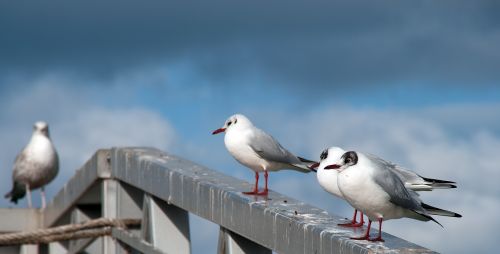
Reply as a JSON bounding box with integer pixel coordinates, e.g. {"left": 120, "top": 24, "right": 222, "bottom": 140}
{"left": 1, "top": 1, "right": 500, "bottom": 253}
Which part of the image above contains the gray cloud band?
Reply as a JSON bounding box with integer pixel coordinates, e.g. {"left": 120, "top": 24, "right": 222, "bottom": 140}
{"left": 1, "top": 0, "right": 499, "bottom": 86}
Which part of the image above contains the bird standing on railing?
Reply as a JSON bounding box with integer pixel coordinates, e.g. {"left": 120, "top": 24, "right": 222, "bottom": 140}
{"left": 311, "top": 146, "right": 458, "bottom": 228}
{"left": 212, "top": 114, "right": 316, "bottom": 195}
{"left": 323, "top": 150, "right": 461, "bottom": 242}
{"left": 311, "top": 147, "right": 365, "bottom": 227}
{"left": 4, "top": 121, "right": 59, "bottom": 209}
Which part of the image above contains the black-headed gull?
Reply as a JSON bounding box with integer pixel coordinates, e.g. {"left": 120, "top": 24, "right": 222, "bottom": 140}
{"left": 4, "top": 121, "right": 59, "bottom": 209}
{"left": 311, "top": 146, "right": 458, "bottom": 228}
{"left": 312, "top": 147, "right": 366, "bottom": 227}
{"left": 212, "top": 114, "right": 316, "bottom": 195}
{"left": 325, "top": 150, "right": 461, "bottom": 241}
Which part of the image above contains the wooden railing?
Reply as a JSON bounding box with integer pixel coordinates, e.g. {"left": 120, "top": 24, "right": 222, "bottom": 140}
{"left": 0, "top": 147, "right": 436, "bottom": 254}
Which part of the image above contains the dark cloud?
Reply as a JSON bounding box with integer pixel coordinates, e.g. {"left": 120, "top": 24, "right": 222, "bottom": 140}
{"left": 1, "top": 0, "right": 499, "bottom": 86}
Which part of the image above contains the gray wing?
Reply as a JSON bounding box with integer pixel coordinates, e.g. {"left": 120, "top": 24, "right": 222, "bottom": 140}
{"left": 248, "top": 128, "right": 301, "bottom": 164}
{"left": 12, "top": 149, "right": 30, "bottom": 180}
{"left": 248, "top": 128, "right": 310, "bottom": 172}
{"left": 371, "top": 161, "right": 424, "bottom": 212}
{"left": 369, "top": 155, "right": 443, "bottom": 226}
{"left": 366, "top": 153, "right": 456, "bottom": 191}
{"left": 366, "top": 154, "right": 420, "bottom": 185}
{"left": 366, "top": 154, "right": 410, "bottom": 178}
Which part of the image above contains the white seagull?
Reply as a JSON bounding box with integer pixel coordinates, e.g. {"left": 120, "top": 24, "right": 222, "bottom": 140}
{"left": 313, "top": 147, "right": 365, "bottom": 227}
{"left": 5, "top": 121, "right": 59, "bottom": 209}
{"left": 324, "top": 150, "right": 461, "bottom": 241}
{"left": 212, "top": 114, "right": 316, "bottom": 195}
{"left": 311, "top": 146, "right": 458, "bottom": 228}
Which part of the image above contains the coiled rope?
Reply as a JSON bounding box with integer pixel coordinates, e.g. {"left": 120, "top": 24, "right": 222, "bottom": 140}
{"left": 0, "top": 218, "right": 141, "bottom": 246}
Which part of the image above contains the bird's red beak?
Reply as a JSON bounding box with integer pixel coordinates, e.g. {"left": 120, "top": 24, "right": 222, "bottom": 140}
{"left": 309, "top": 162, "right": 320, "bottom": 170}
{"left": 308, "top": 162, "right": 319, "bottom": 172}
{"left": 324, "top": 164, "right": 341, "bottom": 170}
{"left": 212, "top": 128, "right": 226, "bottom": 135}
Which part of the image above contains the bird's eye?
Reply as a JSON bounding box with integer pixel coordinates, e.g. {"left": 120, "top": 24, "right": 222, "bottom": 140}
{"left": 227, "top": 121, "right": 232, "bottom": 126}
{"left": 342, "top": 151, "right": 358, "bottom": 165}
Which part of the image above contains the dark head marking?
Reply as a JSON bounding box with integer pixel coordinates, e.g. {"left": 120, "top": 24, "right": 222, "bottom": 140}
{"left": 227, "top": 116, "right": 238, "bottom": 127}
{"left": 320, "top": 149, "right": 328, "bottom": 160}
{"left": 341, "top": 151, "right": 358, "bottom": 166}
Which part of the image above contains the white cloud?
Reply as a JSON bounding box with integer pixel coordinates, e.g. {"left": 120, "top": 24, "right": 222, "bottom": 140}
{"left": 56, "top": 108, "right": 175, "bottom": 168}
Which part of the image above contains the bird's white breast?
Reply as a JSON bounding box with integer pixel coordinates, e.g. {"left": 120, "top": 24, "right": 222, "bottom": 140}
{"left": 337, "top": 159, "right": 406, "bottom": 221}
{"left": 224, "top": 128, "right": 273, "bottom": 172}
{"left": 317, "top": 167, "right": 343, "bottom": 198}
{"left": 26, "top": 135, "right": 57, "bottom": 166}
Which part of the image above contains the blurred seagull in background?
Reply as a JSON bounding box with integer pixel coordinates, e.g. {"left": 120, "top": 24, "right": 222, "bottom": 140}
{"left": 212, "top": 114, "right": 316, "bottom": 195}
{"left": 324, "top": 150, "right": 461, "bottom": 242}
{"left": 311, "top": 146, "right": 458, "bottom": 228}
{"left": 4, "top": 121, "right": 59, "bottom": 209}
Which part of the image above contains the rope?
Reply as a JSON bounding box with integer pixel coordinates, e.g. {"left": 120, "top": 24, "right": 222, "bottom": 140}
{"left": 0, "top": 218, "right": 141, "bottom": 246}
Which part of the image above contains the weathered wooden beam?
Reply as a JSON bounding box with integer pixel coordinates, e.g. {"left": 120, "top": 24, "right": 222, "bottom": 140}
{"left": 110, "top": 147, "right": 435, "bottom": 254}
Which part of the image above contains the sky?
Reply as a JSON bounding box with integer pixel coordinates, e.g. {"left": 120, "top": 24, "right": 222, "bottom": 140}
{"left": 1, "top": 1, "right": 499, "bottom": 253}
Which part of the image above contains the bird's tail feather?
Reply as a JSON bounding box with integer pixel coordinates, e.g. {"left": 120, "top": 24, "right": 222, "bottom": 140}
{"left": 407, "top": 183, "right": 457, "bottom": 191}
{"left": 421, "top": 176, "right": 457, "bottom": 189}
{"left": 291, "top": 157, "right": 318, "bottom": 173}
{"left": 422, "top": 203, "right": 462, "bottom": 218}
{"left": 421, "top": 176, "right": 456, "bottom": 184}
{"left": 297, "top": 157, "right": 316, "bottom": 164}
{"left": 290, "top": 163, "right": 313, "bottom": 173}
{"left": 429, "top": 183, "right": 457, "bottom": 189}
{"left": 4, "top": 181, "right": 26, "bottom": 204}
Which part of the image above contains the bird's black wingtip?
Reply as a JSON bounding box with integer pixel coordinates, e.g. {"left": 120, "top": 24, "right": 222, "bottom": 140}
{"left": 433, "top": 218, "right": 444, "bottom": 228}
{"left": 5, "top": 192, "right": 19, "bottom": 204}
{"left": 424, "top": 213, "right": 444, "bottom": 228}
{"left": 297, "top": 156, "right": 316, "bottom": 164}
{"left": 421, "top": 176, "right": 457, "bottom": 184}
{"left": 11, "top": 198, "right": 19, "bottom": 205}
{"left": 5, "top": 182, "right": 26, "bottom": 204}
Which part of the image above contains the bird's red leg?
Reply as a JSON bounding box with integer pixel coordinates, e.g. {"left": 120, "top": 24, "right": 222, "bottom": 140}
{"left": 353, "top": 212, "right": 365, "bottom": 227}
{"left": 243, "top": 172, "right": 260, "bottom": 195}
{"left": 339, "top": 210, "right": 365, "bottom": 227}
{"left": 339, "top": 209, "right": 358, "bottom": 226}
{"left": 351, "top": 220, "right": 371, "bottom": 240}
{"left": 257, "top": 171, "right": 269, "bottom": 195}
{"left": 368, "top": 218, "right": 385, "bottom": 242}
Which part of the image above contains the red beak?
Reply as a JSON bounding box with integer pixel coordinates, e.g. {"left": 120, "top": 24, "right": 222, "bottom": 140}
{"left": 308, "top": 162, "right": 319, "bottom": 172}
{"left": 309, "top": 162, "right": 320, "bottom": 170}
{"left": 324, "top": 164, "right": 341, "bottom": 170}
{"left": 212, "top": 128, "right": 226, "bottom": 135}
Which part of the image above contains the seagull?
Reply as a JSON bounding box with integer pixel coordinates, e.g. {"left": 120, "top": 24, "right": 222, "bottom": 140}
{"left": 324, "top": 150, "right": 461, "bottom": 242}
{"left": 312, "top": 147, "right": 365, "bottom": 227}
{"left": 311, "top": 146, "right": 458, "bottom": 228}
{"left": 4, "top": 121, "right": 59, "bottom": 209}
{"left": 212, "top": 114, "right": 316, "bottom": 195}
